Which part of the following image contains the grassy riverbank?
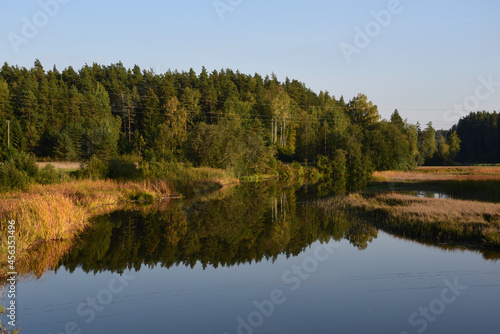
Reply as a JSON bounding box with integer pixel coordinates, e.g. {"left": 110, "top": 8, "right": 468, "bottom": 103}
{"left": 369, "top": 166, "right": 500, "bottom": 202}
{"left": 318, "top": 191, "right": 500, "bottom": 249}
{"left": 0, "top": 166, "right": 237, "bottom": 280}
{"left": 372, "top": 166, "right": 500, "bottom": 182}
{"left": 316, "top": 167, "right": 500, "bottom": 250}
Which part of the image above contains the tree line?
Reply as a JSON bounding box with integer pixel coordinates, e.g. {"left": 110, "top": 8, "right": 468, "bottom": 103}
{"left": 453, "top": 111, "right": 500, "bottom": 164}
{"left": 0, "top": 60, "right": 469, "bottom": 179}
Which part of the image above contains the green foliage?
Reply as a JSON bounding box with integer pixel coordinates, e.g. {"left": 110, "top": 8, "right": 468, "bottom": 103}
{"left": 129, "top": 191, "right": 155, "bottom": 204}
{"left": 0, "top": 79, "right": 11, "bottom": 119}
{"left": 0, "top": 118, "right": 25, "bottom": 152}
{"left": 54, "top": 127, "right": 81, "bottom": 161}
{"left": 0, "top": 325, "right": 20, "bottom": 334}
{"left": 0, "top": 60, "right": 450, "bottom": 180}
{"left": 317, "top": 155, "right": 333, "bottom": 177}
{"left": 0, "top": 152, "right": 38, "bottom": 190}
{"left": 418, "top": 122, "right": 438, "bottom": 165}
{"left": 140, "top": 160, "right": 234, "bottom": 195}
{"left": 448, "top": 130, "right": 461, "bottom": 161}
{"left": 79, "top": 155, "right": 108, "bottom": 180}
{"left": 316, "top": 151, "right": 348, "bottom": 195}
{"left": 11, "top": 151, "right": 38, "bottom": 177}
{"left": 390, "top": 109, "right": 404, "bottom": 130}
{"left": 456, "top": 111, "right": 497, "bottom": 163}
{"left": 290, "top": 161, "right": 305, "bottom": 178}
{"left": 347, "top": 93, "right": 380, "bottom": 129}
{"left": 82, "top": 116, "right": 121, "bottom": 160}
{"left": 77, "top": 155, "right": 141, "bottom": 181}
{"left": 0, "top": 161, "right": 30, "bottom": 191}
{"left": 365, "top": 121, "right": 412, "bottom": 171}
{"left": 187, "top": 118, "right": 274, "bottom": 176}
{"left": 36, "top": 128, "right": 60, "bottom": 158}
{"left": 36, "top": 164, "right": 60, "bottom": 185}
{"left": 0, "top": 147, "right": 18, "bottom": 162}
{"left": 107, "top": 157, "right": 142, "bottom": 180}
{"left": 331, "top": 149, "right": 347, "bottom": 178}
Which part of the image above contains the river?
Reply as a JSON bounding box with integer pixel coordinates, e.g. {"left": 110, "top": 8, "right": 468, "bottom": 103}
{"left": 2, "top": 182, "right": 500, "bottom": 334}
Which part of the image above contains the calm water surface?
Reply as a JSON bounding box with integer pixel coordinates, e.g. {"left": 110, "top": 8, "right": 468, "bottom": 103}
{"left": 3, "top": 183, "right": 500, "bottom": 334}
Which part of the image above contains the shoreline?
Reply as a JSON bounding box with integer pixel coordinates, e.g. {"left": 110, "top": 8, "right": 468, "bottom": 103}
{"left": 0, "top": 173, "right": 238, "bottom": 281}
{"left": 318, "top": 192, "right": 500, "bottom": 251}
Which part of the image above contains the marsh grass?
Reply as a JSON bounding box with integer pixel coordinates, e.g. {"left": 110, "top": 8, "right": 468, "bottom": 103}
{"left": 36, "top": 161, "right": 80, "bottom": 171}
{"left": 141, "top": 162, "right": 238, "bottom": 196}
{"left": 370, "top": 166, "right": 500, "bottom": 202}
{"left": 319, "top": 192, "right": 500, "bottom": 248}
{"left": 373, "top": 166, "right": 500, "bottom": 182}
{"left": 10, "top": 193, "right": 88, "bottom": 253}
{"left": 0, "top": 165, "right": 236, "bottom": 281}
{"left": 0, "top": 181, "right": 151, "bottom": 280}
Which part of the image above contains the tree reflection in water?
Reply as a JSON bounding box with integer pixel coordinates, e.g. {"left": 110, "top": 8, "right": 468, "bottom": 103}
{"left": 60, "top": 182, "right": 378, "bottom": 274}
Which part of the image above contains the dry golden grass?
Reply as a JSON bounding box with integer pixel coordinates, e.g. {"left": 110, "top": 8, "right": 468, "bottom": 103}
{"left": 0, "top": 169, "right": 236, "bottom": 281}
{"left": 12, "top": 193, "right": 87, "bottom": 246}
{"left": 321, "top": 192, "right": 500, "bottom": 247}
{"left": 36, "top": 161, "right": 81, "bottom": 170}
{"left": 0, "top": 179, "right": 177, "bottom": 281}
{"left": 359, "top": 192, "right": 500, "bottom": 224}
{"left": 373, "top": 166, "right": 500, "bottom": 182}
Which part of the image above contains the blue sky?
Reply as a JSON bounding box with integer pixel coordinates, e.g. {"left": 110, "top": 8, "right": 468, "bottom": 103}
{"left": 1, "top": 0, "right": 499, "bottom": 128}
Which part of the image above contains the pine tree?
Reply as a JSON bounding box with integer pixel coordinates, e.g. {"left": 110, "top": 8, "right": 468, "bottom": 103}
{"left": 0, "top": 79, "right": 11, "bottom": 119}
{"left": 141, "top": 88, "right": 160, "bottom": 146}
{"left": 390, "top": 109, "right": 404, "bottom": 130}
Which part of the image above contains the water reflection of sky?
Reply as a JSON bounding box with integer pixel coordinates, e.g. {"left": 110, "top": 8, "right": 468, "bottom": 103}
{"left": 4, "top": 231, "right": 500, "bottom": 334}
{"left": 406, "top": 191, "right": 451, "bottom": 199}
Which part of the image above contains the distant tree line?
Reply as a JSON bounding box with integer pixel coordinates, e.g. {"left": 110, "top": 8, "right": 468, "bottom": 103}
{"left": 453, "top": 111, "right": 500, "bottom": 164}
{"left": 0, "top": 60, "right": 469, "bottom": 178}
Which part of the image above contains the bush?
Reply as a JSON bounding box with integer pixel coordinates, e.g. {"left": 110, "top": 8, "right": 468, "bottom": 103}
{"left": 12, "top": 152, "right": 39, "bottom": 177}
{"left": 186, "top": 119, "right": 274, "bottom": 176}
{"left": 290, "top": 161, "right": 305, "bottom": 178}
{"left": 305, "top": 166, "right": 322, "bottom": 181}
{"left": 276, "top": 161, "right": 292, "bottom": 179}
{"left": 1, "top": 147, "right": 18, "bottom": 162}
{"left": 80, "top": 156, "right": 108, "bottom": 180}
{"left": 107, "top": 158, "right": 142, "bottom": 180}
{"left": 0, "top": 161, "right": 30, "bottom": 191}
{"left": 0, "top": 152, "right": 38, "bottom": 191}
{"left": 129, "top": 191, "right": 155, "bottom": 204}
{"left": 76, "top": 156, "right": 142, "bottom": 181}
{"left": 36, "top": 164, "right": 60, "bottom": 185}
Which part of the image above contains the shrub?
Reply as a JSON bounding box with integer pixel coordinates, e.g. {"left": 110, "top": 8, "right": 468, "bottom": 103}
{"left": 0, "top": 161, "right": 30, "bottom": 191}
{"left": 36, "top": 164, "right": 60, "bottom": 185}
{"left": 0, "top": 152, "right": 38, "bottom": 191}
{"left": 129, "top": 191, "right": 155, "bottom": 204}
{"left": 107, "top": 158, "right": 141, "bottom": 180}
{"left": 12, "top": 152, "right": 39, "bottom": 177}
{"left": 80, "top": 156, "right": 108, "bottom": 180}
{"left": 290, "top": 161, "right": 305, "bottom": 178}
{"left": 276, "top": 161, "right": 291, "bottom": 179}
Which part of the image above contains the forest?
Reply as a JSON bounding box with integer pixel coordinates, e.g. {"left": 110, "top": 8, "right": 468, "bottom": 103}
{"left": 0, "top": 60, "right": 495, "bottom": 190}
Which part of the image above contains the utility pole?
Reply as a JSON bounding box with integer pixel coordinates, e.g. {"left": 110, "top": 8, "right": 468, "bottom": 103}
{"left": 6, "top": 120, "right": 10, "bottom": 148}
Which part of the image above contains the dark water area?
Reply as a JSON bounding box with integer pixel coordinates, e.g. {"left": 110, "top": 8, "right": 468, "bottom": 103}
{"left": 2, "top": 182, "right": 500, "bottom": 334}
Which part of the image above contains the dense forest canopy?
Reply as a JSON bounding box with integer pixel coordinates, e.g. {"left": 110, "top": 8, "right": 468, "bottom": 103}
{"left": 454, "top": 111, "right": 500, "bottom": 164}
{"left": 0, "top": 60, "right": 494, "bottom": 179}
